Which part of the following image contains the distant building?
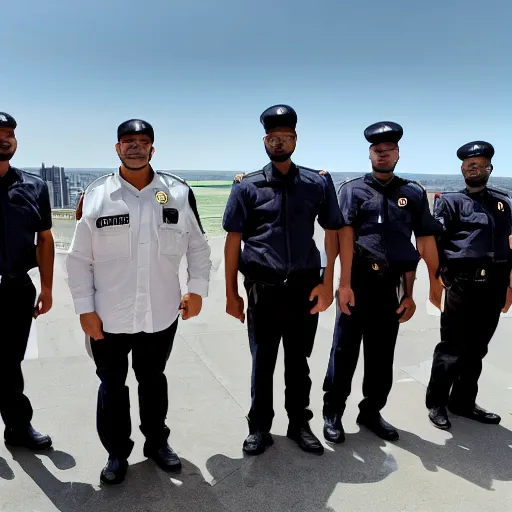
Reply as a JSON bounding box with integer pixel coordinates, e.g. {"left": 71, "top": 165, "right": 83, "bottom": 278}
{"left": 40, "top": 163, "right": 70, "bottom": 208}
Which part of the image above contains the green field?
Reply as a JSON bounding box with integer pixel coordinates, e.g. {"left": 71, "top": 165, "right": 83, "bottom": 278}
{"left": 189, "top": 183, "right": 232, "bottom": 237}
{"left": 187, "top": 180, "right": 233, "bottom": 188}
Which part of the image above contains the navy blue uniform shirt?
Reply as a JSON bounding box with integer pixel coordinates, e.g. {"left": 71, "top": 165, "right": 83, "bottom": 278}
{"left": 339, "top": 173, "right": 442, "bottom": 272}
{"left": 0, "top": 166, "right": 52, "bottom": 276}
{"left": 434, "top": 187, "right": 512, "bottom": 269}
{"left": 222, "top": 162, "right": 343, "bottom": 276}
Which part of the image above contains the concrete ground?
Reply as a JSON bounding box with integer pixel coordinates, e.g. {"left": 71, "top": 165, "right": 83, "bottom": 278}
{"left": 1, "top": 230, "right": 512, "bottom": 511}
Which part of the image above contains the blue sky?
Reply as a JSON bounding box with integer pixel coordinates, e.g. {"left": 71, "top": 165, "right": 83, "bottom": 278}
{"left": 3, "top": 0, "right": 511, "bottom": 175}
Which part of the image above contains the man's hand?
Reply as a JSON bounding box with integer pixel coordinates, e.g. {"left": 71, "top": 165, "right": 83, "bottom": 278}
{"left": 80, "top": 312, "right": 104, "bottom": 340}
{"left": 429, "top": 277, "right": 444, "bottom": 311}
{"left": 502, "top": 288, "right": 512, "bottom": 314}
{"left": 397, "top": 296, "right": 416, "bottom": 323}
{"left": 338, "top": 285, "right": 355, "bottom": 315}
{"left": 226, "top": 294, "right": 245, "bottom": 323}
{"left": 180, "top": 293, "right": 202, "bottom": 320}
{"left": 310, "top": 284, "right": 333, "bottom": 314}
{"left": 34, "top": 288, "right": 52, "bottom": 319}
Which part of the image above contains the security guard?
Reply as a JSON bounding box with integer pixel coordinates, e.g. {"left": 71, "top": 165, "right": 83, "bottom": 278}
{"left": 0, "top": 112, "right": 54, "bottom": 450}
{"left": 222, "top": 105, "right": 342, "bottom": 456}
{"left": 66, "top": 119, "right": 212, "bottom": 485}
{"left": 426, "top": 141, "right": 512, "bottom": 430}
{"left": 322, "top": 121, "right": 442, "bottom": 443}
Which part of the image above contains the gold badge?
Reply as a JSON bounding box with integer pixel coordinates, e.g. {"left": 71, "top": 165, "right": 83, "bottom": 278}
{"left": 498, "top": 201, "right": 504, "bottom": 211}
{"left": 481, "top": 269, "right": 486, "bottom": 277}
{"left": 155, "top": 191, "right": 168, "bottom": 204}
{"left": 398, "top": 198, "right": 407, "bottom": 207}
{"left": 372, "top": 263, "right": 380, "bottom": 271}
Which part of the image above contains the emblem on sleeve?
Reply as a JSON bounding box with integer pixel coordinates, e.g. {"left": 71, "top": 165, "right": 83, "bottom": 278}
{"left": 498, "top": 201, "right": 504, "bottom": 211}
{"left": 398, "top": 197, "right": 408, "bottom": 207}
{"left": 372, "top": 263, "right": 380, "bottom": 271}
{"left": 155, "top": 191, "right": 168, "bottom": 204}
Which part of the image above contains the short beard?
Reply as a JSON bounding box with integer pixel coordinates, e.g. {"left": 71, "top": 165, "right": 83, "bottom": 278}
{"left": 119, "top": 152, "right": 152, "bottom": 171}
{"left": 0, "top": 151, "right": 15, "bottom": 162}
{"left": 371, "top": 163, "right": 396, "bottom": 174}
{"left": 265, "top": 147, "right": 294, "bottom": 163}
{"left": 465, "top": 176, "right": 489, "bottom": 188}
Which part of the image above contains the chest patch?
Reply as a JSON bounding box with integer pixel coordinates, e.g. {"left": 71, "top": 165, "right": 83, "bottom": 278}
{"left": 96, "top": 214, "right": 130, "bottom": 228}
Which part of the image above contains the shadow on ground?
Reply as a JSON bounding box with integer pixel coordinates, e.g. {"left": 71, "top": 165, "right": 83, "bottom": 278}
{"left": 397, "top": 417, "right": 512, "bottom": 491}
{"left": 3, "top": 420, "right": 512, "bottom": 511}
{"left": 5, "top": 448, "right": 224, "bottom": 512}
{"left": 206, "top": 431, "right": 397, "bottom": 512}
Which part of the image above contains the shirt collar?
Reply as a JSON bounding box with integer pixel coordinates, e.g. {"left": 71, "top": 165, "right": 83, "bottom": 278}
{"left": 110, "top": 166, "right": 164, "bottom": 195}
{"left": 263, "top": 161, "right": 298, "bottom": 183}
{"left": 365, "top": 172, "right": 396, "bottom": 187}
{"left": 0, "top": 166, "right": 21, "bottom": 189}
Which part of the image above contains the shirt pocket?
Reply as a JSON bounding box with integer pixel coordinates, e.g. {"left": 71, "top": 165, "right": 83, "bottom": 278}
{"left": 158, "top": 224, "right": 190, "bottom": 256}
{"left": 93, "top": 225, "right": 131, "bottom": 262}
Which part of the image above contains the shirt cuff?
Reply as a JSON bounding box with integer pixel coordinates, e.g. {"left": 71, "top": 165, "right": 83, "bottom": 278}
{"left": 188, "top": 278, "right": 209, "bottom": 297}
{"left": 73, "top": 296, "right": 95, "bottom": 315}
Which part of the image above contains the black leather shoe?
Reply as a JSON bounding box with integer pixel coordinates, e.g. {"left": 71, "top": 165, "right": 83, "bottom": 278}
{"left": 4, "top": 425, "right": 52, "bottom": 451}
{"left": 323, "top": 418, "right": 345, "bottom": 443}
{"left": 357, "top": 412, "right": 399, "bottom": 441}
{"left": 448, "top": 404, "right": 501, "bottom": 424}
{"left": 287, "top": 423, "right": 324, "bottom": 455}
{"left": 428, "top": 406, "right": 451, "bottom": 430}
{"left": 144, "top": 443, "right": 182, "bottom": 472}
{"left": 100, "top": 457, "right": 128, "bottom": 485}
{"left": 242, "top": 432, "right": 274, "bottom": 455}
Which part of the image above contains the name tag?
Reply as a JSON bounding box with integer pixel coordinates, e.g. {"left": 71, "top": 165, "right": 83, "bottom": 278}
{"left": 96, "top": 214, "right": 130, "bottom": 229}
{"left": 163, "top": 208, "right": 179, "bottom": 224}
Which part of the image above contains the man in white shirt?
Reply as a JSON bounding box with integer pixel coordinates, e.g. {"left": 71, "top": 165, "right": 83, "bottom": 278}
{"left": 66, "top": 119, "right": 211, "bottom": 485}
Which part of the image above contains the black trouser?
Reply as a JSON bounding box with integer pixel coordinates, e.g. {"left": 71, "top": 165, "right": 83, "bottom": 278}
{"left": 0, "top": 275, "right": 36, "bottom": 431}
{"left": 244, "top": 270, "right": 321, "bottom": 433}
{"left": 426, "top": 275, "right": 508, "bottom": 411}
{"left": 323, "top": 265, "right": 401, "bottom": 422}
{"left": 90, "top": 319, "right": 178, "bottom": 459}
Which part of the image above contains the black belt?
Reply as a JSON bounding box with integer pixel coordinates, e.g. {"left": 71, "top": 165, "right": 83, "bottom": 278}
{"left": 243, "top": 265, "right": 322, "bottom": 286}
{"left": 441, "top": 265, "right": 509, "bottom": 284}
{"left": 0, "top": 273, "right": 31, "bottom": 287}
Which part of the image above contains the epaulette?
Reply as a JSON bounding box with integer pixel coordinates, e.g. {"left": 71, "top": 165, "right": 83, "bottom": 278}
{"left": 336, "top": 176, "right": 363, "bottom": 195}
{"left": 83, "top": 173, "right": 114, "bottom": 194}
{"left": 297, "top": 166, "right": 331, "bottom": 177}
{"left": 339, "top": 175, "right": 363, "bottom": 187}
{"left": 487, "top": 186, "right": 511, "bottom": 198}
{"left": 75, "top": 173, "right": 114, "bottom": 221}
{"left": 232, "top": 170, "right": 265, "bottom": 184}
{"left": 157, "top": 170, "right": 190, "bottom": 188}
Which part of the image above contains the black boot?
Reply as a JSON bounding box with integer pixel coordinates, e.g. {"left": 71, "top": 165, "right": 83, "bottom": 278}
{"left": 144, "top": 443, "right": 182, "bottom": 472}
{"left": 4, "top": 425, "right": 52, "bottom": 451}
{"left": 428, "top": 406, "right": 451, "bottom": 430}
{"left": 448, "top": 404, "right": 501, "bottom": 424}
{"left": 287, "top": 422, "right": 324, "bottom": 455}
{"left": 356, "top": 412, "right": 399, "bottom": 441}
{"left": 323, "top": 416, "right": 345, "bottom": 444}
{"left": 100, "top": 457, "right": 128, "bottom": 485}
{"left": 242, "top": 432, "right": 274, "bottom": 456}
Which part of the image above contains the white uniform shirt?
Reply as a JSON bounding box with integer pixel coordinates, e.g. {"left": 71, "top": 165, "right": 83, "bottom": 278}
{"left": 66, "top": 170, "right": 212, "bottom": 334}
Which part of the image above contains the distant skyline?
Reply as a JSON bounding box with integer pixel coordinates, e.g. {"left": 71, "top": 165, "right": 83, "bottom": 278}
{"left": 3, "top": 0, "right": 512, "bottom": 175}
